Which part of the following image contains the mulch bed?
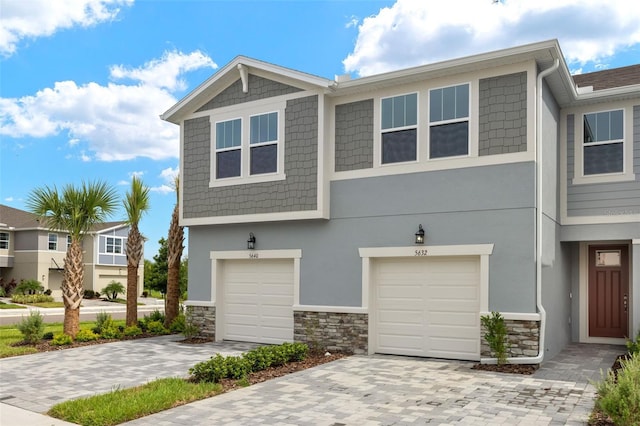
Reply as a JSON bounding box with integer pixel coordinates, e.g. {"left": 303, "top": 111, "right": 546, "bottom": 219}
{"left": 588, "top": 354, "right": 629, "bottom": 426}
{"left": 10, "top": 333, "right": 161, "bottom": 352}
{"left": 471, "top": 362, "right": 538, "bottom": 374}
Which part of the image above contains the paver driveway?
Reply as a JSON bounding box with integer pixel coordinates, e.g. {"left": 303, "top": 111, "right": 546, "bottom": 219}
{"left": 0, "top": 335, "right": 623, "bottom": 425}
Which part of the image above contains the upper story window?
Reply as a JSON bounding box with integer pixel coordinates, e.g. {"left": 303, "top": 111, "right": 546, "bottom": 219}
{"left": 210, "top": 101, "right": 286, "bottom": 187}
{"left": 380, "top": 93, "right": 418, "bottom": 164}
{"left": 105, "top": 236, "right": 124, "bottom": 254}
{"left": 0, "top": 232, "right": 8, "bottom": 249}
{"left": 48, "top": 233, "right": 58, "bottom": 251}
{"left": 429, "top": 84, "right": 469, "bottom": 158}
{"left": 583, "top": 110, "right": 623, "bottom": 175}
{"left": 67, "top": 235, "right": 72, "bottom": 250}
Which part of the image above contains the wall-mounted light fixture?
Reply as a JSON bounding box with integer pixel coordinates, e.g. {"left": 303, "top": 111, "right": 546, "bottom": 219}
{"left": 247, "top": 232, "right": 256, "bottom": 250}
{"left": 415, "top": 224, "right": 425, "bottom": 245}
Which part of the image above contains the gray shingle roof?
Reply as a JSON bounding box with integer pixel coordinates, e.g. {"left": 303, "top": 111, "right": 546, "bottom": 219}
{"left": 573, "top": 64, "right": 640, "bottom": 91}
{"left": 0, "top": 204, "right": 125, "bottom": 232}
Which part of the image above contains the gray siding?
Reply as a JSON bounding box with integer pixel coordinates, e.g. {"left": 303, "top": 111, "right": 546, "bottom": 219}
{"left": 479, "top": 72, "right": 527, "bottom": 155}
{"left": 335, "top": 99, "right": 374, "bottom": 171}
{"left": 566, "top": 106, "right": 640, "bottom": 217}
{"left": 14, "top": 230, "right": 38, "bottom": 250}
{"left": 188, "top": 162, "right": 537, "bottom": 313}
{"left": 197, "top": 76, "right": 302, "bottom": 111}
{"left": 183, "top": 96, "right": 318, "bottom": 219}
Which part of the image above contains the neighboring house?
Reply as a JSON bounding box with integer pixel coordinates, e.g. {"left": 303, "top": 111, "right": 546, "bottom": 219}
{"left": 0, "top": 204, "right": 143, "bottom": 297}
{"left": 161, "top": 39, "right": 639, "bottom": 363}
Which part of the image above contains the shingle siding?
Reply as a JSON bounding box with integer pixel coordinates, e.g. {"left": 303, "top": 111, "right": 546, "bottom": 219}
{"left": 479, "top": 72, "right": 527, "bottom": 156}
{"left": 196, "top": 75, "right": 302, "bottom": 111}
{"left": 182, "top": 96, "right": 318, "bottom": 219}
{"left": 334, "top": 99, "right": 374, "bottom": 171}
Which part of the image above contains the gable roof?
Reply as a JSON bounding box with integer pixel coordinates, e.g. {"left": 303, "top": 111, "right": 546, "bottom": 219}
{"left": 161, "top": 56, "right": 334, "bottom": 124}
{"left": 0, "top": 204, "right": 126, "bottom": 233}
{"left": 573, "top": 64, "right": 640, "bottom": 91}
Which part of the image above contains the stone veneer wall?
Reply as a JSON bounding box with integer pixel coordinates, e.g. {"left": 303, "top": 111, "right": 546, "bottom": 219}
{"left": 481, "top": 319, "right": 540, "bottom": 358}
{"left": 186, "top": 305, "right": 216, "bottom": 339}
{"left": 294, "top": 311, "right": 368, "bottom": 354}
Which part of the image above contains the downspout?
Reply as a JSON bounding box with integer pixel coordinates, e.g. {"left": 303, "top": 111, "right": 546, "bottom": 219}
{"left": 483, "top": 59, "right": 560, "bottom": 365}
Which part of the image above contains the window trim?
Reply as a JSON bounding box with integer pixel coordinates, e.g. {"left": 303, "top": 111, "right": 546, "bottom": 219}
{"left": 379, "top": 92, "right": 419, "bottom": 166}
{"left": 571, "top": 104, "right": 636, "bottom": 185}
{"left": 67, "top": 235, "right": 72, "bottom": 250}
{"left": 48, "top": 233, "right": 58, "bottom": 251}
{"left": 103, "top": 236, "right": 125, "bottom": 255}
{"left": 0, "top": 232, "right": 9, "bottom": 250}
{"left": 427, "top": 83, "right": 471, "bottom": 160}
{"left": 209, "top": 100, "right": 286, "bottom": 188}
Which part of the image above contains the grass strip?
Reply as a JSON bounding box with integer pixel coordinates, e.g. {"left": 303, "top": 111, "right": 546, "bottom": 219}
{"left": 48, "top": 377, "right": 222, "bottom": 426}
{"left": 0, "top": 302, "right": 27, "bottom": 309}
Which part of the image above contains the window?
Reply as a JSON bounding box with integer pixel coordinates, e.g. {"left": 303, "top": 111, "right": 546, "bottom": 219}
{"left": 381, "top": 93, "right": 418, "bottom": 164}
{"left": 67, "top": 235, "right": 72, "bottom": 249}
{"left": 105, "top": 237, "right": 123, "bottom": 254}
{"left": 0, "top": 232, "right": 8, "bottom": 249}
{"left": 48, "top": 233, "right": 58, "bottom": 251}
{"left": 250, "top": 112, "right": 278, "bottom": 175}
{"left": 215, "top": 118, "right": 242, "bottom": 179}
{"left": 429, "top": 84, "right": 469, "bottom": 158}
{"left": 583, "top": 110, "right": 623, "bottom": 175}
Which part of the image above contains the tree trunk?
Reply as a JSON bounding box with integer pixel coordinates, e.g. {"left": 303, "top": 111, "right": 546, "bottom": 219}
{"left": 62, "top": 241, "right": 84, "bottom": 337}
{"left": 126, "top": 226, "right": 143, "bottom": 326}
{"left": 165, "top": 203, "right": 184, "bottom": 328}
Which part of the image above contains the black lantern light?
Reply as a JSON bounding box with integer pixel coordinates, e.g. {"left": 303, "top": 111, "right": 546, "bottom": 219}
{"left": 415, "top": 224, "right": 425, "bottom": 245}
{"left": 247, "top": 232, "right": 256, "bottom": 250}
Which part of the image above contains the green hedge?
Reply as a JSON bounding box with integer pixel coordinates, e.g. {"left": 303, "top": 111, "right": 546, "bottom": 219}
{"left": 189, "top": 342, "right": 309, "bottom": 383}
{"left": 11, "top": 294, "right": 54, "bottom": 304}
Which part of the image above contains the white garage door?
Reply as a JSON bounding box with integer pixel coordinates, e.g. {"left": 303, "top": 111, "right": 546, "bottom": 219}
{"left": 222, "top": 259, "right": 294, "bottom": 344}
{"left": 374, "top": 256, "right": 480, "bottom": 361}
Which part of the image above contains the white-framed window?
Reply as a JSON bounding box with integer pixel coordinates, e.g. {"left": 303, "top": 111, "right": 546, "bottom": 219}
{"left": 429, "top": 83, "right": 470, "bottom": 159}
{"left": 380, "top": 93, "right": 418, "bottom": 164}
{"left": 48, "top": 233, "right": 58, "bottom": 251}
{"left": 0, "top": 232, "right": 8, "bottom": 250}
{"left": 105, "top": 236, "right": 123, "bottom": 254}
{"left": 67, "top": 235, "right": 72, "bottom": 249}
{"left": 210, "top": 100, "right": 286, "bottom": 187}
{"left": 583, "top": 109, "right": 624, "bottom": 175}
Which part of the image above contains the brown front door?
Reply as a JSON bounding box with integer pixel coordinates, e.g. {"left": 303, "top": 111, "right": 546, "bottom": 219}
{"left": 588, "top": 245, "right": 629, "bottom": 338}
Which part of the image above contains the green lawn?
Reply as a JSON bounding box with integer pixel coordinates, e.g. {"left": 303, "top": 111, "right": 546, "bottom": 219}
{"left": 28, "top": 302, "right": 65, "bottom": 308}
{"left": 0, "top": 301, "right": 27, "bottom": 309}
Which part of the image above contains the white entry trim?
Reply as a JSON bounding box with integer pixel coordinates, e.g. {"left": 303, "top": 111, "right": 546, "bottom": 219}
{"left": 210, "top": 249, "right": 302, "bottom": 307}
{"left": 480, "top": 311, "right": 541, "bottom": 321}
{"left": 359, "top": 244, "right": 494, "bottom": 355}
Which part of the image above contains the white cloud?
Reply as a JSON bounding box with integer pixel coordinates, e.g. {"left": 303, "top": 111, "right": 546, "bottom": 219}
{"left": 345, "top": 16, "right": 359, "bottom": 29}
{"left": 343, "top": 0, "right": 640, "bottom": 76}
{"left": 4, "top": 196, "right": 14, "bottom": 202}
{"left": 150, "top": 166, "right": 179, "bottom": 194}
{"left": 80, "top": 151, "right": 91, "bottom": 162}
{"left": 0, "top": 0, "right": 133, "bottom": 56}
{"left": 0, "top": 50, "right": 216, "bottom": 161}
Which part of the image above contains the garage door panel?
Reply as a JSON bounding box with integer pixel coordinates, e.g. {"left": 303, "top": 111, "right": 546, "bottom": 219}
{"left": 428, "top": 311, "right": 478, "bottom": 327}
{"left": 378, "top": 334, "right": 423, "bottom": 353}
{"left": 378, "top": 309, "right": 423, "bottom": 324}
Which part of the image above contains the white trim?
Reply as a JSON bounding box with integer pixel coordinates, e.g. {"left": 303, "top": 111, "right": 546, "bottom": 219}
{"left": 183, "top": 300, "right": 216, "bottom": 307}
{"left": 358, "top": 244, "right": 494, "bottom": 258}
{"left": 480, "top": 311, "right": 541, "bottom": 321}
{"left": 562, "top": 215, "right": 640, "bottom": 225}
{"left": 182, "top": 209, "right": 326, "bottom": 226}
{"left": 633, "top": 239, "right": 640, "bottom": 245}
{"left": 292, "top": 305, "right": 368, "bottom": 314}
{"left": 427, "top": 82, "right": 471, "bottom": 160}
{"left": 210, "top": 249, "right": 302, "bottom": 261}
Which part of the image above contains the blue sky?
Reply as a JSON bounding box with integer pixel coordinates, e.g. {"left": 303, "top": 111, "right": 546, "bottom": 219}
{"left": 1, "top": 0, "right": 639, "bottom": 260}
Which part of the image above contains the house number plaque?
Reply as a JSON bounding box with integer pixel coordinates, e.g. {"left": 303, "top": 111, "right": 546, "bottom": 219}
{"left": 249, "top": 252, "right": 259, "bottom": 259}
{"left": 414, "top": 249, "right": 428, "bottom": 256}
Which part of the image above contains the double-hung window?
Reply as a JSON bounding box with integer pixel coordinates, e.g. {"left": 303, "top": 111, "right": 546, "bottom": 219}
{"left": 48, "top": 233, "right": 57, "bottom": 251}
{"left": 250, "top": 112, "right": 278, "bottom": 175}
{"left": 67, "top": 235, "right": 72, "bottom": 250}
{"left": 429, "top": 84, "right": 469, "bottom": 158}
{"left": 0, "top": 232, "right": 8, "bottom": 249}
{"left": 215, "top": 118, "right": 242, "bottom": 179}
{"left": 105, "top": 237, "right": 123, "bottom": 254}
{"left": 381, "top": 93, "right": 418, "bottom": 164}
{"left": 583, "top": 110, "right": 624, "bottom": 175}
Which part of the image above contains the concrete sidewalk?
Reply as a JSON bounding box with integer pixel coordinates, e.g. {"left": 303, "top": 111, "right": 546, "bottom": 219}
{"left": 0, "top": 403, "right": 75, "bottom": 426}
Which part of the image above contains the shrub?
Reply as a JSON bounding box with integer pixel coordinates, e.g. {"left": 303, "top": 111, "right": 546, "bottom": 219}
{"left": 75, "top": 329, "right": 99, "bottom": 342}
{"left": 51, "top": 333, "right": 73, "bottom": 346}
{"left": 146, "top": 320, "right": 168, "bottom": 335}
{"left": 281, "top": 342, "right": 309, "bottom": 362}
{"left": 626, "top": 330, "right": 640, "bottom": 356}
{"left": 43, "top": 331, "right": 54, "bottom": 340}
{"left": 100, "top": 323, "right": 122, "bottom": 339}
{"left": 14, "top": 279, "right": 43, "bottom": 295}
{"left": 183, "top": 322, "right": 200, "bottom": 339}
{"left": 11, "top": 294, "right": 54, "bottom": 304}
{"left": 123, "top": 325, "right": 142, "bottom": 337}
{"left": 189, "top": 354, "right": 228, "bottom": 383}
{"left": 225, "top": 356, "right": 252, "bottom": 379}
{"left": 243, "top": 346, "right": 274, "bottom": 372}
{"left": 169, "top": 314, "right": 186, "bottom": 333}
{"left": 94, "top": 311, "right": 112, "bottom": 334}
{"left": 17, "top": 311, "right": 45, "bottom": 344}
{"left": 0, "top": 278, "right": 17, "bottom": 297}
{"left": 43, "top": 289, "right": 52, "bottom": 296}
{"left": 481, "top": 311, "right": 508, "bottom": 365}
{"left": 0, "top": 287, "right": 4, "bottom": 297}
{"left": 146, "top": 309, "right": 165, "bottom": 323}
{"left": 142, "top": 290, "right": 149, "bottom": 298}
{"left": 83, "top": 289, "right": 95, "bottom": 299}
{"left": 101, "top": 280, "right": 125, "bottom": 301}
{"left": 595, "top": 353, "right": 640, "bottom": 425}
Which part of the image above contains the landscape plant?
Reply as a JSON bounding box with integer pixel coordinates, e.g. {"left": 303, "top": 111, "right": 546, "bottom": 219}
{"left": 11, "top": 294, "right": 54, "bottom": 304}
{"left": 27, "top": 180, "right": 118, "bottom": 338}
{"left": 165, "top": 176, "right": 184, "bottom": 327}
{"left": 74, "top": 329, "right": 99, "bottom": 342}
{"left": 102, "top": 281, "right": 125, "bottom": 301}
{"left": 480, "top": 311, "right": 508, "bottom": 365}
{"left": 626, "top": 330, "right": 640, "bottom": 356}
{"left": 16, "top": 311, "right": 44, "bottom": 344}
{"left": 14, "top": 279, "right": 44, "bottom": 295}
{"left": 51, "top": 333, "right": 73, "bottom": 346}
{"left": 595, "top": 353, "right": 640, "bottom": 425}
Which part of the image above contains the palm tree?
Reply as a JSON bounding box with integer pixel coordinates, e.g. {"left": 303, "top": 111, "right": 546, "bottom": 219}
{"left": 123, "top": 176, "right": 150, "bottom": 326}
{"left": 164, "top": 176, "right": 184, "bottom": 327}
{"left": 27, "top": 181, "right": 118, "bottom": 337}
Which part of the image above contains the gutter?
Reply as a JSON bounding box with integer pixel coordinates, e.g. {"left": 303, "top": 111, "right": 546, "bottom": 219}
{"left": 482, "top": 59, "right": 560, "bottom": 365}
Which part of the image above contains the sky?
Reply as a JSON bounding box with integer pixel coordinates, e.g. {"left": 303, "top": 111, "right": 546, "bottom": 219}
{"left": 1, "top": 0, "right": 639, "bottom": 260}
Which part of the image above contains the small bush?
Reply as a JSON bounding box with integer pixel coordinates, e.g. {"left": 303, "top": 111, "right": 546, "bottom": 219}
{"left": 43, "top": 289, "right": 52, "bottom": 296}
{"left": 0, "top": 278, "right": 17, "bottom": 296}
{"left": 94, "top": 311, "right": 112, "bottom": 334}
{"left": 243, "top": 346, "right": 274, "bottom": 372}
{"left": 142, "top": 290, "right": 149, "bottom": 298}
{"left": 42, "top": 331, "right": 54, "bottom": 340}
{"left": 189, "top": 354, "right": 228, "bottom": 383}
{"left": 183, "top": 322, "right": 200, "bottom": 339}
{"left": 101, "top": 280, "right": 125, "bottom": 301}
{"left": 146, "top": 320, "right": 168, "bottom": 335}
{"left": 17, "top": 311, "right": 45, "bottom": 344}
{"left": 146, "top": 309, "right": 165, "bottom": 323}
{"left": 626, "top": 331, "right": 640, "bottom": 356}
{"left": 75, "top": 329, "right": 99, "bottom": 342}
{"left": 225, "top": 356, "right": 252, "bottom": 379}
{"left": 51, "top": 333, "right": 73, "bottom": 346}
{"left": 84, "top": 289, "right": 95, "bottom": 299}
{"left": 100, "top": 323, "right": 122, "bottom": 339}
{"left": 169, "top": 314, "right": 186, "bottom": 333}
{"left": 123, "top": 325, "right": 142, "bottom": 337}
{"left": 14, "top": 279, "right": 43, "bottom": 295}
{"left": 11, "top": 294, "right": 54, "bottom": 304}
{"left": 281, "top": 342, "right": 309, "bottom": 362}
{"left": 595, "top": 353, "right": 640, "bottom": 425}
{"left": 481, "top": 311, "right": 508, "bottom": 365}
